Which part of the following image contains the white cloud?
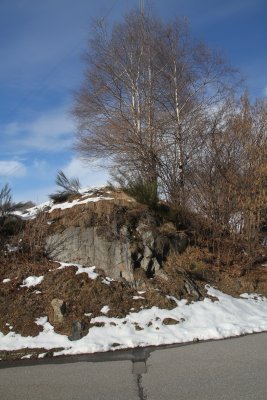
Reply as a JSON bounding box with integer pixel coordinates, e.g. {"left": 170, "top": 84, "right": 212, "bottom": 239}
{"left": 3, "top": 107, "right": 74, "bottom": 153}
{"left": 63, "top": 157, "right": 109, "bottom": 188}
{"left": 264, "top": 86, "right": 267, "bottom": 97}
{"left": 33, "top": 159, "right": 48, "bottom": 170}
{"left": 0, "top": 160, "right": 27, "bottom": 178}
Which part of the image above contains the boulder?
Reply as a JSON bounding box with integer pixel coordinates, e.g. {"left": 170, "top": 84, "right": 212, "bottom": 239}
{"left": 50, "top": 298, "right": 66, "bottom": 323}
{"left": 69, "top": 321, "right": 82, "bottom": 341}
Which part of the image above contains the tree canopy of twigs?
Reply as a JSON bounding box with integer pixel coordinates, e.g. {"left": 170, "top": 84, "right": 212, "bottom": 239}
{"left": 73, "top": 8, "right": 267, "bottom": 255}
{"left": 73, "top": 9, "right": 240, "bottom": 207}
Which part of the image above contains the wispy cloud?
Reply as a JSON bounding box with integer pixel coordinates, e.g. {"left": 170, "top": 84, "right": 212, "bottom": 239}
{"left": 0, "top": 160, "right": 27, "bottom": 178}
{"left": 63, "top": 157, "right": 109, "bottom": 188}
{"left": 2, "top": 107, "right": 74, "bottom": 154}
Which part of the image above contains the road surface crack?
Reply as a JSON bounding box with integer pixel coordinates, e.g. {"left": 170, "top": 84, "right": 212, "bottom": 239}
{"left": 136, "top": 374, "right": 147, "bottom": 400}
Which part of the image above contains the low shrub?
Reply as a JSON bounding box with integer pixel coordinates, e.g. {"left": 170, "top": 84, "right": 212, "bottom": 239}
{"left": 49, "top": 170, "right": 81, "bottom": 203}
{"left": 123, "top": 179, "right": 158, "bottom": 209}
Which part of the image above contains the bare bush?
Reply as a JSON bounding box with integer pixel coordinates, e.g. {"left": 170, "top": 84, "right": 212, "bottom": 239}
{"left": 49, "top": 170, "right": 81, "bottom": 203}
{"left": 0, "top": 183, "right": 27, "bottom": 217}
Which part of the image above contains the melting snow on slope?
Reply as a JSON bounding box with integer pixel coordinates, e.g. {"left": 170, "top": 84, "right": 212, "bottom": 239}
{"left": 0, "top": 286, "right": 266, "bottom": 355}
{"left": 13, "top": 188, "right": 114, "bottom": 220}
{"left": 20, "top": 276, "right": 44, "bottom": 288}
{"left": 49, "top": 195, "right": 113, "bottom": 211}
{"left": 13, "top": 201, "right": 51, "bottom": 220}
{"left": 56, "top": 262, "right": 98, "bottom": 280}
{"left": 75, "top": 266, "right": 98, "bottom": 280}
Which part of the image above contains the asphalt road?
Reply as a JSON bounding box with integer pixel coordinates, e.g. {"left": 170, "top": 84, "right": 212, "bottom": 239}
{"left": 0, "top": 333, "right": 266, "bottom": 400}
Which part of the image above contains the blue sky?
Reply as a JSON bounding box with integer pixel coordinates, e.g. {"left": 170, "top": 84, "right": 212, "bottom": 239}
{"left": 1, "top": 0, "right": 267, "bottom": 203}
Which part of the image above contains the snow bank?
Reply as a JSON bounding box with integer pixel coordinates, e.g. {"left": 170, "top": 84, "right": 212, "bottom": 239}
{"left": 0, "top": 286, "right": 266, "bottom": 355}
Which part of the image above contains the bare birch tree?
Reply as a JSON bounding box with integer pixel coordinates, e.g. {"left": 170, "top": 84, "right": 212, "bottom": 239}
{"left": 154, "top": 19, "right": 239, "bottom": 208}
{"left": 73, "top": 9, "right": 240, "bottom": 208}
{"left": 73, "top": 11, "right": 165, "bottom": 198}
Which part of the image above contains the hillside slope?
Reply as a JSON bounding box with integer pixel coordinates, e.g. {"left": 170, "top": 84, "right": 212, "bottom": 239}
{"left": 0, "top": 188, "right": 266, "bottom": 361}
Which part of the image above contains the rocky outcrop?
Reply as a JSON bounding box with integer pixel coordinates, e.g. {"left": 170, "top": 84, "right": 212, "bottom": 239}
{"left": 45, "top": 191, "right": 189, "bottom": 282}
{"left": 46, "top": 226, "right": 134, "bottom": 280}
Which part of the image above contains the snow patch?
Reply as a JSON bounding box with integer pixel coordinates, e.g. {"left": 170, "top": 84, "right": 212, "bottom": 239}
{"left": 13, "top": 187, "right": 114, "bottom": 220}
{"left": 13, "top": 202, "right": 51, "bottom": 220}
{"left": 75, "top": 266, "right": 98, "bottom": 280}
{"left": 240, "top": 293, "right": 265, "bottom": 301}
{"left": 49, "top": 195, "right": 113, "bottom": 212}
{"left": 21, "top": 354, "right": 32, "bottom": 359}
{"left": 20, "top": 276, "right": 44, "bottom": 288}
{"left": 55, "top": 262, "right": 98, "bottom": 280}
{"left": 102, "top": 277, "right": 114, "bottom": 285}
{"left": 100, "top": 306, "right": 110, "bottom": 315}
{"left": 6, "top": 244, "right": 19, "bottom": 253}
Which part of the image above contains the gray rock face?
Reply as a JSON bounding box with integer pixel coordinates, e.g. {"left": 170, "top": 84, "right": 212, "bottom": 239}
{"left": 45, "top": 217, "right": 188, "bottom": 282}
{"left": 46, "top": 226, "right": 133, "bottom": 280}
